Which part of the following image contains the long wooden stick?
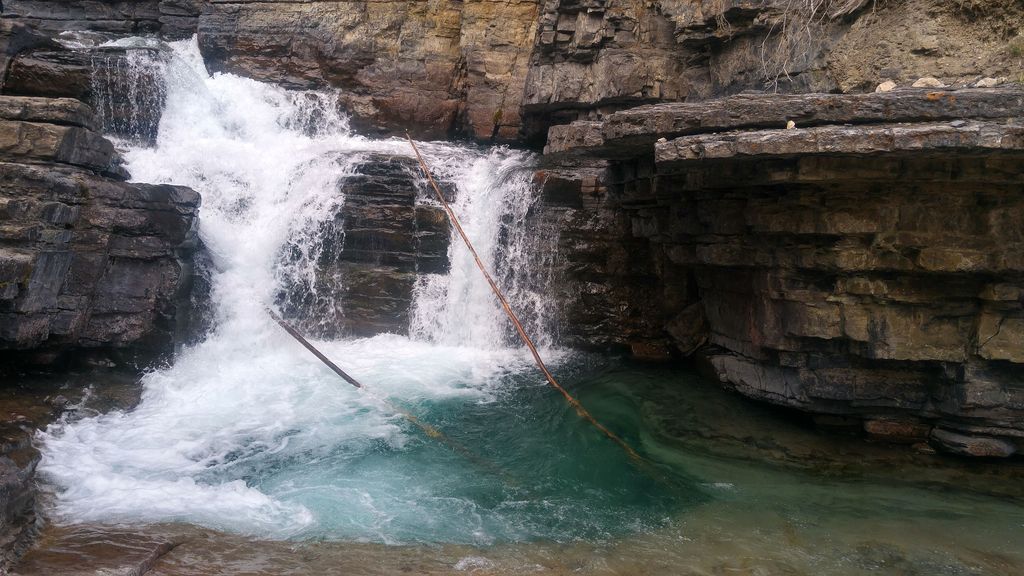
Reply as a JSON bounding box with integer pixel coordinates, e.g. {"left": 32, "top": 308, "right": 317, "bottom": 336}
{"left": 268, "top": 309, "right": 362, "bottom": 388}
{"left": 405, "top": 135, "right": 645, "bottom": 464}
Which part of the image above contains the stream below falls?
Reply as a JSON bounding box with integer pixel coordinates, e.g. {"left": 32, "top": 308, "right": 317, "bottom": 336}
{"left": 18, "top": 35, "right": 1024, "bottom": 575}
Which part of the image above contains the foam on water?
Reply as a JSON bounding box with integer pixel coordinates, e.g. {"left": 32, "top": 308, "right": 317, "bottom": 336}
{"left": 36, "top": 38, "right": 611, "bottom": 542}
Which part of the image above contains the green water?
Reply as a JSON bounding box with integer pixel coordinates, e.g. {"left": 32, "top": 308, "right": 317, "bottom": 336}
{"left": 250, "top": 354, "right": 1024, "bottom": 564}
{"left": 250, "top": 358, "right": 704, "bottom": 544}
{"left": 26, "top": 357, "right": 1024, "bottom": 574}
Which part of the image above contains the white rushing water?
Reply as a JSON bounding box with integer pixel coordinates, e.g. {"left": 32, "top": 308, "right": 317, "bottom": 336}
{"left": 38, "top": 37, "right": 563, "bottom": 540}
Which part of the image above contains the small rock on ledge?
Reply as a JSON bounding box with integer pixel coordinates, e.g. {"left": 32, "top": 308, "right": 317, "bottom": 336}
{"left": 875, "top": 80, "right": 897, "bottom": 92}
{"left": 930, "top": 428, "right": 1017, "bottom": 458}
{"left": 911, "top": 76, "right": 946, "bottom": 88}
{"left": 973, "top": 76, "right": 1005, "bottom": 88}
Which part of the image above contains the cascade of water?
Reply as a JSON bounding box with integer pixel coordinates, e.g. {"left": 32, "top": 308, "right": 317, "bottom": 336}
{"left": 36, "top": 37, "right": 585, "bottom": 542}
{"left": 85, "top": 36, "right": 553, "bottom": 348}
{"left": 87, "top": 39, "right": 168, "bottom": 143}
{"left": 408, "top": 150, "right": 557, "bottom": 347}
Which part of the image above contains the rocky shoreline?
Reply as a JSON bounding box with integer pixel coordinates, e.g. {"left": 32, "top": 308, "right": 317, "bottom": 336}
{"left": 0, "top": 367, "right": 143, "bottom": 572}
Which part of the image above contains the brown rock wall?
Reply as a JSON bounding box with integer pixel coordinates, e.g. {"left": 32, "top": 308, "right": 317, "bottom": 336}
{"left": 5, "top": 0, "right": 1022, "bottom": 141}
{"left": 197, "top": 0, "right": 541, "bottom": 141}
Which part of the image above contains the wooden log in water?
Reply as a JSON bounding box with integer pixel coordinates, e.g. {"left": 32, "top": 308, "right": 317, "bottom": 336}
{"left": 266, "top": 307, "right": 518, "bottom": 484}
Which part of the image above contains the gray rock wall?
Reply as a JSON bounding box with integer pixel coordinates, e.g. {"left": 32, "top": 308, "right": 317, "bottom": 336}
{"left": 0, "top": 0, "right": 201, "bottom": 38}
{"left": 540, "top": 87, "right": 1024, "bottom": 457}
{"left": 278, "top": 156, "right": 450, "bottom": 338}
{"left": 4, "top": 46, "right": 167, "bottom": 145}
{"left": 0, "top": 96, "right": 201, "bottom": 367}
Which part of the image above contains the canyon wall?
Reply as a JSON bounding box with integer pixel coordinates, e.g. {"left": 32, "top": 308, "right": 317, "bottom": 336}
{"left": 0, "top": 94, "right": 201, "bottom": 367}
{"left": 542, "top": 87, "right": 1024, "bottom": 456}
{"left": 188, "top": 0, "right": 1024, "bottom": 142}
{"left": 9, "top": 1, "right": 1020, "bottom": 141}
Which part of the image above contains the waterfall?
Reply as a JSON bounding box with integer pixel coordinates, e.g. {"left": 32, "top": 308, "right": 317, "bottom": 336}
{"left": 74, "top": 36, "right": 555, "bottom": 347}
{"left": 409, "top": 152, "right": 559, "bottom": 348}
{"left": 36, "top": 37, "right": 579, "bottom": 542}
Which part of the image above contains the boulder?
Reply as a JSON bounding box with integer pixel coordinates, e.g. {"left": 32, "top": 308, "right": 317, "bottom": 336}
{"left": 911, "top": 76, "right": 945, "bottom": 88}
{"left": 973, "top": 76, "right": 1004, "bottom": 88}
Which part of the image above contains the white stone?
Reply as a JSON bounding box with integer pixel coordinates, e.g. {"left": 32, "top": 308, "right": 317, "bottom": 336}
{"left": 912, "top": 77, "right": 946, "bottom": 88}
{"left": 973, "top": 76, "right": 1005, "bottom": 88}
{"left": 875, "top": 80, "right": 897, "bottom": 92}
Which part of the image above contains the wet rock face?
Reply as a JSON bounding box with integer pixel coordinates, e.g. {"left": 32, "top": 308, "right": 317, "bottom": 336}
{"left": 4, "top": 46, "right": 167, "bottom": 145}
{"left": 0, "top": 95, "right": 201, "bottom": 367}
{"left": 278, "top": 155, "right": 449, "bottom": 338}
{"left": 1, "top": 0, "right": 162, "bottom": 36}
{"left": 0, "top": 1, "right": 201, "bottom": 39}
{"left": 542, "top": 87, "right": 1024, "bottom": 456}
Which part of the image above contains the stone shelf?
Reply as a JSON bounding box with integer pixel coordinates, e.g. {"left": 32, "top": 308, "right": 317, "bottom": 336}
{"left": 544, "top": 87, "right": 1024, "bottom": 159}
{"left": 655, "top": 120, "right": 1024, "bottom": 164}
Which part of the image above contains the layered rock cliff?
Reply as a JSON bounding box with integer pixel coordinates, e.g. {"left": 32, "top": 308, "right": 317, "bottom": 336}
{"left": 541, "top": 87, "right": 1024, "bottom": 456}
{"left": 183, "top": 0, "right": 1024, "bottom": 142}
{"left": 8, "top": 1, "right": 1019, "bottom": 142}
{"left": 0, "top": 95, "right": 201, "bottom": 367}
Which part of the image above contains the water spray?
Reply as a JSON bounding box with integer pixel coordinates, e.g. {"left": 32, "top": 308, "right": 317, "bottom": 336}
{"left": 266, "top": 308, "right": 517, "bottom": 484}
{"left": 405, "top": 135, "right": 650, "bottom": 467}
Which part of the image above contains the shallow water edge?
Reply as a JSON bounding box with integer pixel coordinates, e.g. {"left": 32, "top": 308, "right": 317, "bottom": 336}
{"left": 8, "top": 360, "right": 1024, "bottom": 575}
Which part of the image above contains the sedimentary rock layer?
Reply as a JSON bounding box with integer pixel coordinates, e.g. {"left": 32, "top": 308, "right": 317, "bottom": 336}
{"left": 4, "top": 0, "right": 1023, "bottom": 141}
{"left": 540, "top": 87, "right": 1024, "bottom": 456}
{"left": 547, "top": 88, "right": 1024, "bottom": 157}
{"left": 1, "top": 0, "right": 163, "bottom": 35}
{"left": 198, "top": 0, "right": 541, "bottom": 141}
{"left": 4, "top": 47, "right": 167, "bottom": 144}
{"left": 0, "top": 96, "right": 201, "bottom": 366}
